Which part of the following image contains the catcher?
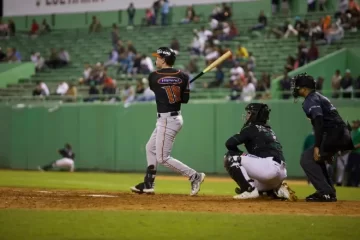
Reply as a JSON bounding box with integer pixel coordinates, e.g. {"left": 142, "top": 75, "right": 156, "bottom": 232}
{"left": 38, "top": 143, "right": 75, "bottom": 172}
{"left": 224, "top": 103, "right": 297, "bottom": 200}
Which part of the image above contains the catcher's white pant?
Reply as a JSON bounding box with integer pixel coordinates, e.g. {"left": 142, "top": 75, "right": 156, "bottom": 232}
{"left": 239, "top": 154, "right": 287, "bottom": 191}
{"left": 146, "top": 111, "right": 197, "bottom": 177}
{"left": 54, "top": 158, "right": 75, "bottom": 172}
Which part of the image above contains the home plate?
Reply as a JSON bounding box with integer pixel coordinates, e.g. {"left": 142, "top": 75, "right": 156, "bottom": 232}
{"left": 82, "top": 194, "right": 118, "bottom": 198}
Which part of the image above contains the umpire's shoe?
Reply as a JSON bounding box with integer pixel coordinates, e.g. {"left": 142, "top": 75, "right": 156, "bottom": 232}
{"left": 130, "top": 182, "right": 155, "bottom": 195}
{"left": 305, "top": 192, "right": 337, "bottom": 202}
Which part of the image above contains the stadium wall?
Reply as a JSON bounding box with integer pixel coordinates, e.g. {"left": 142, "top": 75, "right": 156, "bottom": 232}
{"left": 0, "top": 100, "right": 359, "bottom": 177}
{"left": 0, "top": 63, "right": 35, "bottom": 88}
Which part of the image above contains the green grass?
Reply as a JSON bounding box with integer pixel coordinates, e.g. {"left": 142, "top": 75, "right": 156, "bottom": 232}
{"left": 0, "top": 170, "right": 360, "bottom": 240}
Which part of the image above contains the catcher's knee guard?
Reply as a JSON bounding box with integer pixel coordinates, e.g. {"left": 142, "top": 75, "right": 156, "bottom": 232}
{"left": 224, "top": 152, "right": 253, "bottom": 192}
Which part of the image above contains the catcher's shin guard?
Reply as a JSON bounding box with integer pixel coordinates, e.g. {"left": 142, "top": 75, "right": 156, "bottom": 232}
{"left": 224, "top": 154, "right": 253, "bottom": 192}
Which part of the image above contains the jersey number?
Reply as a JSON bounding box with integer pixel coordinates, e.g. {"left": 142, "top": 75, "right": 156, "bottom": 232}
{"left": 162, "top": 86, "right": 181, "bottom": 104}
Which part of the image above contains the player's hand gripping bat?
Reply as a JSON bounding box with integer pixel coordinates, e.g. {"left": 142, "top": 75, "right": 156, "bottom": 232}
{"left": 190, "top": 51, "right": 232, "bottom": 83}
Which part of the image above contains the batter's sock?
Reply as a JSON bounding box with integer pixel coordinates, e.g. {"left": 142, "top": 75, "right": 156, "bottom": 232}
{"left": 144, "top": 165, "right": 156, "bottom": 189}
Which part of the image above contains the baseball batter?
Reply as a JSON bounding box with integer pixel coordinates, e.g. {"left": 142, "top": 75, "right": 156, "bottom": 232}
{"left": 130, "top": 47, "right": 206, "bottom": 196}
{"left": 223, "top": 103, "right": 297, "bottom": 200}
{"left": 38, "top": 143, "right": 75, "bottom": 172}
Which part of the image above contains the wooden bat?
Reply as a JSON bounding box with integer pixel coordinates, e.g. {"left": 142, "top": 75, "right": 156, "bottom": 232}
{"left": 190, "top": 51, "right": 232, "bottom": 83}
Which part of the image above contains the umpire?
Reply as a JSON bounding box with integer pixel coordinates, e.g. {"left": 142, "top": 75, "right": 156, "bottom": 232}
{"left": 292, "top": 73, "right": 354, "bottom": 202}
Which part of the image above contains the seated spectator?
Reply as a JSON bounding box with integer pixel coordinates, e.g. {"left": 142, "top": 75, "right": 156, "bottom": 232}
{"left": 181, "top": 5, "right": 197, "bottom": 24}
{"left": 102, "top": 73, "right": 116, "bottom": 95}
{"left": 85, "top": 82, "right": 100, "bottom": 102}
{"left": 228, "top": 21, "right": 239, "bottom": 39}
{"left": 340, "top": 69, "right": 353, "bottom": 98}
{"left": 31, "top": 52, "right": 45, "bottom": 72}
{"left": 230, "top": 62, "right": 244, "bottom": 83}
{"left": 355, "top": 75, "right": 360, "bottom": 98}
{"left": 8, "top": 19, "right": 15, "bottom": 36}
{"left": 321, "top": 15, "right": 332, "bottom": 32}
{"left": 249, "top": 11, "right": 268, "bottom": 31}
{"left": 280, "top": 71, "right": 291, "bottom": 99}
{"left": 284, "top": 19, "right": 299, "bottom": 38}
{"left": 205, "top": 66, "right": 224, "bottom": 88}
{"left": 196, "top": 26, "right": 213, "bottom": 43}
{"left": 0, "top": 19, "right": 9, "bottom": 38}
{"left": 170, "top": 38, "right": 180, "bottom": 55}
{"left": 104, "top": 49, "right": 119, "bottom": 67}
{"left": 326, "top": 23, "right": 344, "bottom": 44}
{"left": 122, "top": 83, "right": 135, "bottom": 107}
{"left": 241, "top": 76, "right": 256, "bottom": 102}
{"left": 65, "top": 83, "right": 77, "bottom": 102}
{"left": 30, "top": 19, "right": 39, "bottom": 36}
{"left": 79, "top": 63, "right": 92, "bottom": 84}
{"left": 40, "top": 19, "right": 51, "bottom": 34}
{"left": 336, "top": 0, "right": 349, "bottom": 17}
{"left": 35, "top": 80, "right": 50, "bottom": 96}
{"left": 46, "top": 48, "right": 60, "bottom": 69}
{"left": 307, "top": 40, "right": 319, "bottom": 62}
{"left": 132, "top": 54, "right": 142, "bottom": 74}
{"left": 143, "top": 8, "right": 155, "bottom": 26}
{"left": 332, "top": 69, "right": 342, "bottom": 98}
{"left": 229, "top": 79, "right": 242, "bottom": 101}
{"left": 135, "top": 79, "right": 145, "bottom": 95}
{"left": 309, "top": 21, "right": 324, "bottom": 40}
{"left": 211, "top": 4, "right": 222, "bottom": 20}
{"left": 127, "top": 41, "right": 137, "bottom": 54}
{"left": 140, "top": 54, "right": 154, "bottom": 74}
{"left": 297, "top": 39, "right": 308, "bottom": 66}
{"left": 296, "top": 18, "right": 309, "bottom": 41}
{"left": 189, "top": 34, "right": 202, "bottom": 56}
{"left": 117, "top": 50, "right": 135, "bottom": 75}
{"left": 56, "top": 82, "right": 69, "bottom": 96}
{"left": 116, "top": 40, "right": 126, "bottom": 55}
{"left": 5, "top": 47, "right": 19, "bottom": 62}
{"left": 205, "top": 46, "right": 220, "bottom": 65}
{"left": 308, "top": 0, "right": 316, "bottom": 12}
{"left": 33, "top": 83, "right": 44, "bottom": 96}
{"left": 89, "top": 63, "right": 106, "bottom": 85}
{"left": 256, "top": 72, "right": 271, "bottom": 100}
{"left": 349, "top": 0, "right": 360, "bottom": 12}
{"left": 267, "top": 21, "right": 289, "bottom": 38}
{"left": 89, "top": 16, "right": 102, "bottom": 33}
{"left": 58, "top": 48, "right": 70, "bottom": 67}
{"left": 209, "top": 17, "right": 220, "bottom": 31}
{"left": 284, "top": 55, "right": 296, "bottom": 72}
{"left": 0, "top": 48, "right": 6, "bottom": 62}
{"left": 247, "top": 52, "right": 256, "bottom": 72}
{"left": 236, "top": 44, "right": 249, "bottom": 61}
{"left": 221, "top": 3, "right": 232, "bottom": 21}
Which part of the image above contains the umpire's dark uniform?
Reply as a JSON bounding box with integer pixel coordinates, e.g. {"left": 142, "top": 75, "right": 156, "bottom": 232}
{"left": 292, "top": 73, "right": 354, "bottom": 202}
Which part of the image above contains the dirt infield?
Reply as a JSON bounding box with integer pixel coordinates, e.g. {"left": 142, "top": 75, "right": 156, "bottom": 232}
{"left": 1, "top": 187, "right": 360, "bottom": 216}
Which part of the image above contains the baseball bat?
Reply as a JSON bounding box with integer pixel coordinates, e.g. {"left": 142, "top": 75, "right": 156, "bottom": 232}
{"left": 190, "top": 51, "right": 232, "bottom": 83}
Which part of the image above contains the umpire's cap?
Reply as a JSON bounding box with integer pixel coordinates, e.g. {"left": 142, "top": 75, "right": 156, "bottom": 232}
{"left": 152, "top": 47, "right": 176, "bottom": 66}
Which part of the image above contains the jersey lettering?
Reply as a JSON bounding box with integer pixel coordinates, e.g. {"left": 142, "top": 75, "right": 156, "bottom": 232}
{"left": 162, "top": 86, "right": 181, "bottom": 104}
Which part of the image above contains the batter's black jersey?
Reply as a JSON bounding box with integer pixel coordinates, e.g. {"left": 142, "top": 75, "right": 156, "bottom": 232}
{"left": 302, "top": 91, "right": 345, "bottom": 129}
{"left": 59, "top": 148, "right": 75, "bottom": 160}
{"left": 148, "top": 68, "right": 190, "bottom": 113}
{"left": 225, "top": 124, "right": 285, "bottom": 163}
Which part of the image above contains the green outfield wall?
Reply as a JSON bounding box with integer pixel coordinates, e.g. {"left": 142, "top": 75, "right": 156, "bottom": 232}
{"left": 0, "top": 100, "right": 359, "bottom": 177}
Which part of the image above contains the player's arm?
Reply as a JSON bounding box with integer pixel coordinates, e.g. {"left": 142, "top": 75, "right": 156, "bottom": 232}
{"left": 225, "top": 127, "right": 250, "bottom": 153}
{"left": 305, "top": 99, "right": 324, "bottom": 148}
{"left": 181, "top": 73, "right": 190, "bottom": 104}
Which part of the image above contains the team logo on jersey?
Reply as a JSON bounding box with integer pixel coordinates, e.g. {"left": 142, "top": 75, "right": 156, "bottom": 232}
{"left": 158, "top": 77, "right": 182, "bottom": 84}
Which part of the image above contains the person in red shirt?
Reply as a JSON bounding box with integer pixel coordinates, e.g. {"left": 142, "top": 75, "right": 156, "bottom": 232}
{"left": 30, "top": 19, "right": 39, "bottom": 36}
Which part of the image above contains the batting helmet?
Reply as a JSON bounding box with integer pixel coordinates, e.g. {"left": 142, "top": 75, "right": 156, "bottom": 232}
{"left": 245, "top": 103, "right": 271, "bottom": 125}
{"left": 152, "top": 47, "right": 176, "bottom": 66}
{"left": 291, "top": 73, "right": 316, "bottom": 99}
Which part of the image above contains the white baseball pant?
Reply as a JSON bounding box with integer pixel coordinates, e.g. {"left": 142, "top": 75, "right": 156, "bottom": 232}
{"left": 54, "top": 158, "right": 75, "bottom": 172}
{"left": 146, "top": 111, "right": 197, "bottom": 177}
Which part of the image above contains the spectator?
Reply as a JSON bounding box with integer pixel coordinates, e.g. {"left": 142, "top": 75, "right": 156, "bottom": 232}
{"left": 137, "top": 78, "right": 156, "bottom": 102}
{"left": 127, "top": 3, "right": 136, "bottom": 27}
{"left": 111, "top": 24, "right": 119, "bottom": 48}
{"left": 284, "top": 19, "right": 298, "bottom": 38}
{"left": 102, "top": 73, "right": 116, "bottom": 95}
{"left": 143, "top": 8, "right": 156, "bottom": 26}
{"left": 284, "top": 55, "right": 296, "bottom": 72}
{"left": 205, "top": 46, "right": 220, "bottom": 65}
{"left": 308, "top": 0, "right": 317, "bottom": 12}
{"left": 58, "top": 48, "right": 70, "bottom": 67}
{"left": 135, "top": 79, "right": 145, "bottom": 95}
{"left": 247, "top": 52, "right": 256, "bottom": 72}
{"left": 319, "top": 0, "right": 327, "bottom": 11}
{"left": 127, "top": 41, "right": 137, "bottom": 54}
{"left": 170, "top": 38, "right": 180, "bottom": 55}
{"left": 85, "top": 82, "right": 100, "bottom": 102}
{"left": 272, "top": 0, "right": 280, "bottom": 14}
{"left": 297, "top": 19, "right": 309, "bottom": 41}
{"left": 104, "top": 49, "right": 119, "bottom": 67}
{"left": 256, "top": 72, "right": 271, "bottom": 99}
{"left": 236, "top": 44, "right": 249, "bottom": 61}
{"left": 205, "top": 66, "right": 224, "bottom": 88}
{"left": 33, "top": 83, "right": 44, "bottom": 96}
{"left": 241, "top": 76, "right": 256, "bottom": 102}
{"left": 0, "top": 19, "right": 9, "bottom": 38}
{"left": 56, "top": 82, "right": 69, "bottom": 96}
{"left": 79, "top": 63, "right": 92, "bottom": 84}
{"left": 5, "top": 47, "right": 19, "bottom": 62}
{"left": 116, "top": 40, "right": 126, "bottom": 54}
{"left": 31, "top": 52, "right": 45, "bottom": 72}
{"left": 354, "top": 75, "right": 360, "bottom": 98}
{"left": 307, "top": 40, "right": 319, "bottom": 62}
{"left": 211, "top": 4, "right": 222, "bottom": 20}
{"left": 209, "top": 17, "right": 220, "bottom": 31}
{"left": 326, "top": 23, "right": 344, "bottom": 44}
{"left": 332, "top": 69, "right": 342, "bottom": 98}
{"left": 337, "top": 0, "right": 349, "bottom": 16}
{"left": 196, "top": 26, "right": 213, "bottom": 43}
{"left": 65, "top": 83, "right": 77, "bottom": 102}
{"left": 140, "top": 54, "right": 154, "bottom": 74}
{"left": 316, "top": 77, "right": 325, "bottom": 92}
{"left": 122, "top": 83, "right": 135, "bottom": 107}
{"left": 161, "top": 0, "right": 170, "bottom": 26}
{"left": 281, "top": 0, "right": 290, "bottom": 16}
{"left": 280, "top": 71, "right": 292, "bottom": 99}
{"left": 89, "top": 16, "right": 102, "bottom": 33}
{"left": 8, "top": 19, "right": 15, "bottom": 36}
{"left": 0, "top": 48, "right": 6, "bottom": 62}
{"left": 37, "top": 80, "right": 50, "bottom": 96}
{"left": 40, "top": 19, "right": 51, "bottom": 34}
{"left": 250, "top": 11, "right": 268, "bottom": 31}
{"left": 45, "top": 48, "right": 60, "bottom": 68}
{"left": 153, "top": 0, "right": 161, "bottom": 24}
{"left": 309, "top": 21, "right": 324, "bottom": 40}
{"left": 186, "top": 59, "right": 198, "bottom": 74}
{"left": 132, "top": 54, "right": 142, "bottom": 74}
{"left": 267, "top": 20, "right": 289, "bottom": 38}
{"left": 228, "top": 21, "right": 239, "bottom": 39}
{"left": 189, "top": 34, "right": 202, "bottom": 55}
{"left": 230, "top": 62, "right": 244, "bottom": 83}
{"left": 117, "top": 50, "right": 134, "bottom": 76}
{"left": 30, "top": 19, "right": 39, "bottom": 36}
{"left": 182, "top": 5, "right": 197, "bottom": 24}
{"left": 221, "top": 2, "right": 232, "bottom": 21}
{"left": 340, "top": 69, "right": 353, "bottom": 98}
{"left": 229, "top": 79, "right": 242, "bottom": 101}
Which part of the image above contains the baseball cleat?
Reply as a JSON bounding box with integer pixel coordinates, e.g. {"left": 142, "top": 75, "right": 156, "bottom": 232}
{"left": 305, "top": 192, "right": 337, "bottom": 202}
{"left": 37, "top": 166, "right": 44, "bottom": 172}
{"left": 233, "top": 187, "right": 259, "bottom": 199}
{"left": 276, "top": 182, "right": 298, "bottom": 201}
{"left": 130, "top": 182, "right": 155, "bottom": 195}
{"left": 190, "top": 172, "right": 206, "bottom": 196}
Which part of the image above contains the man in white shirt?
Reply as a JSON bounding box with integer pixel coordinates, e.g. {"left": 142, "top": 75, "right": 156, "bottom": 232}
{"left": 140, "top": 54, "right": 154, "bottom": 73}
{"left": 59, "top": 48, "right": 70, "bottom": 66}
{"left": 230, "top": 62, "right": 244, "bottom": 82}
{"left": 210, "top": 18, "right": 219, "bottom": 30}
{"left": 104, "top": 49, "right": 119, "bottom": 67}
{"left": 56, "top": 82, "right": 69, "bottom": 95}
{"left": 36, "top": 81, "right": 50, "bottom": 96}
{"left": 241, "top": 78, "right": 256, "bottom": 102}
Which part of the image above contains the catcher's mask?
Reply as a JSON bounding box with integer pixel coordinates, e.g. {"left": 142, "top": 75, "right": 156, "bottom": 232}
{"left": 291, "top": 73, "right": 316, "bottom": 101}
{"left": 243, "top": 103, "right": 270, "bottom": 125}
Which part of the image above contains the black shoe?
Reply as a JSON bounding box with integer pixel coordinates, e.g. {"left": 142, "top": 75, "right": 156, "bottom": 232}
{"left": 306, "top": 192, "right": 337, "bottom": 202}
{"left": 130, "top": 182, "right": 145, "bottom": 194}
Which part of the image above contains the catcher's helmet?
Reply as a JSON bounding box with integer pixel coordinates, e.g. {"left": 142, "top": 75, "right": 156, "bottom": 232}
{"left": 152, "top": 47, "right": 176, "bottom": 66}
{"left": 291, "top": 73, "right": 316, "bottom": 98}
{"left": 245, "top": 103, "right": 271, "bottom": 124}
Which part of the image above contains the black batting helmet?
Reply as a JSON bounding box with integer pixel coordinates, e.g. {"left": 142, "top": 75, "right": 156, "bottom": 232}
{"left": 291, "top": 73, "right": 316, "bottom": 98}
{"left": 245, "top": 103, "right": 271, "bottom": 125}
{"left": 152, "top": 47, "right": 176, "bottom": 66}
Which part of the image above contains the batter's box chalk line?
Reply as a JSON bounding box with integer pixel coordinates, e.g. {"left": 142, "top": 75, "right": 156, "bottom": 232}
{"left": 81, "top": 194, "right": 118, "bottom": 198}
